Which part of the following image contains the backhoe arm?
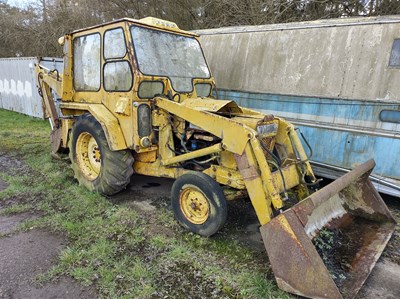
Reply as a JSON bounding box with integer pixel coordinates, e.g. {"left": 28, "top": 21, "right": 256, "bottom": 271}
{"left": 35, "top": 61, "right": 63, "bottom": 129}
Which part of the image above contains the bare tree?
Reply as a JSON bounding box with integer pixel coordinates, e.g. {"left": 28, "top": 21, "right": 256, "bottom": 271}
{"left": 1, "top": 0, "right": 400, "bottom": 57}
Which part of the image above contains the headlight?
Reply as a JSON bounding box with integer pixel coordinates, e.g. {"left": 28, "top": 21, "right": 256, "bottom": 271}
{"left": 137, "top": 104, "right": 151, "bottom": 138}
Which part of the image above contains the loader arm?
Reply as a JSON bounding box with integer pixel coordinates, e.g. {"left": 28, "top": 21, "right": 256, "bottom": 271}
{"left": 155, "top": 96, "right": 396, "bottom": 299}
{"left": 155, "top": 96, "right": 316, "bottom": 224}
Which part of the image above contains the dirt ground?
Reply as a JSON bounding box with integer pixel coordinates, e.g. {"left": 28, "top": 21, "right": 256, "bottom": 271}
{"left": 1, "top": 154, "right": 400, "bottom": 299}
{"left": 0, "top": 155, "right": 97, "bottom": 299}
{"left": 112, "top": 174, "right": 400, "bottom": 299}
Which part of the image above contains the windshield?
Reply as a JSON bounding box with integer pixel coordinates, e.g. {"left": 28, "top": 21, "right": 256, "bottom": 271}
{"left": 130, "top": 26, "right": 210, "bottom": 92}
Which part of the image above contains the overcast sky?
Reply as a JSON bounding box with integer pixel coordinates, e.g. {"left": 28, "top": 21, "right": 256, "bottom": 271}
{"left": 7, "top": 0, "right": 37, "bottom": 8}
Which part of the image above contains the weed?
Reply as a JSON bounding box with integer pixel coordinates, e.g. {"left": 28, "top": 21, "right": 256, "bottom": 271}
{"left": 0, "top": 203, "right": 33, "bottom": 215}
{"left": 18, "top": 216, "right": 48, "bottom": 231}
{"left": 71, "top": 267, "right": 95, "bottom": 286}
{"left": 240, "top": 272, "right": 292, "bottom": 299}
{"left": 313, "top": 227, "right": 335, "bottom": 258}
{"left": 149, "top": 234, "right": 171, "bottom": 250}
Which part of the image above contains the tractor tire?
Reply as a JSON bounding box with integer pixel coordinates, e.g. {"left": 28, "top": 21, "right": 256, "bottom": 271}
{"left": 69, "top": 114, "right": 134, "bottom": 195}
{"left": 171, "top": 172, "right": 227, "bottom": 237}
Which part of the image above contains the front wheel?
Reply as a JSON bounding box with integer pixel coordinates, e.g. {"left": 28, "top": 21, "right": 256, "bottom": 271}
{"left": 69, "top": 114, "right": 134, "bottom": 195}
{"left": 171, "top": 172, "right": 227, "bottom": 237}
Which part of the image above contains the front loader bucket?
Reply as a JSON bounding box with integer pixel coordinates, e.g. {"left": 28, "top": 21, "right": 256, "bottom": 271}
{"left": 260, "top": 160, "right": 396, "bottom": 299}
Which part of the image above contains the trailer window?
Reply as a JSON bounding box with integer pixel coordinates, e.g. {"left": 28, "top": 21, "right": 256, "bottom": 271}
{"left": 380, "top": 110, "right": 400, "bottom": 124}
{"left": 389, "top": 39, "right": 400, "bottom": 67}
{"left": 73, "top": 33, "right": 101, "bottom": 91}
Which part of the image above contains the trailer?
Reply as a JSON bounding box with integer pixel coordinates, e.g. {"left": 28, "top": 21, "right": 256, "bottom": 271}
{"left": 196, "top": 16, "right": 400, "bottom": 197}
{"left": 0, "top": 57, "right": 62, "bottom": 119}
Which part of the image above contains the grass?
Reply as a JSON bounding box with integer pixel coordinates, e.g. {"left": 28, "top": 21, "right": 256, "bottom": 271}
{"left": 0, "top": 203, "right": 33, "bottom": 215}
{"left": 0, "top": 108, "right": 291, "bottom": 298}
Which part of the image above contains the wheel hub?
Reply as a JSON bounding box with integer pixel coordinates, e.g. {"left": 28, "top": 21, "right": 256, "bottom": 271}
{"left": 76, "top": 132, "right": 101, "bottom": 180}
{"left": 180, "top": 187, "right": 209, "bottom": 224}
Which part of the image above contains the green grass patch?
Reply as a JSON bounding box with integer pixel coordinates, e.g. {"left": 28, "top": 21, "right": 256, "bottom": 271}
{"left": 0, "top": 109, "right": 289, "bottom": 298}
{"left": 240, "top": 273, "right": 292, "bottom": 299}
{"left": 0, "top": 203, "right": 33, "bottom": 215}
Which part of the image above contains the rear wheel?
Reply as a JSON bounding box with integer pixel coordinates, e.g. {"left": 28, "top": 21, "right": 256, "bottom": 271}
{"left": 171, "top": 172, "right": 227, "bottom": 237}
{"left": 69, "top": 114, "right": 133, "bottom": 195}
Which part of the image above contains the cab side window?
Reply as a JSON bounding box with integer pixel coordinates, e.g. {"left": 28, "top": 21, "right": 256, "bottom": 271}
{"left": 73, "top": 33, "right": 101, "bottom": 91}
{"left": 103, "top": 28, "right": 133, "bottom": 91}
{"left": 104, "top": 28, "right": 126, "bottom": 59}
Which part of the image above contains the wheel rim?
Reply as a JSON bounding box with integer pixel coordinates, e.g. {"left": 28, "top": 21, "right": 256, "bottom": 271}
{"left": 179, "top": 187, "right": 209, "bottom": 224}
{"left": 76, "top": 132, "right": 101, "bottom": 180}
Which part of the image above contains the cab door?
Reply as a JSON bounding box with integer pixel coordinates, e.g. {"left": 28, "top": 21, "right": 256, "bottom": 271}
{"left": 102, "top": 26, "right": 135, "bottom": 148}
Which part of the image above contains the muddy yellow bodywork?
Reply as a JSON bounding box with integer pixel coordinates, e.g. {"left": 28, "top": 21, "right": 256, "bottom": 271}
{"left": 35, "top": 16, "right": 396, "bottom": 299}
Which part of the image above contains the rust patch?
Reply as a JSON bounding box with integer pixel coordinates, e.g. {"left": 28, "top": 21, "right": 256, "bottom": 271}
{"left": 312, "top": 216, "right": 396, "bottom": 298}
{"left": 262, "top": 160, "right": 396, "bottom": 299}
{"left": 292, "top": 199, "right": 315, "bottom": 226}
{"left": 233, "top": 153, "right": 248, "bottom": 170}
{"left": 261, "top": 209, "right": 342, "bottom": 299}
{"left": 50, "top": 128, "right": 62, "bottom": 153}
{"left": 234, "top": 152, "right": 259, "bottom": 181}
{"left": 261, "top": 114, "right": 275, "bottom": 122}
{"left": 239, "top": 166, "right": 259, "bottom": 181}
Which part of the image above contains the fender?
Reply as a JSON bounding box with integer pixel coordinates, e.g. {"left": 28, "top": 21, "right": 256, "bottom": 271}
{"left": 88, "top": 104, "right": 127, "bottom": 151}
{"left": 59, "top": 102, "right": 127, "bottom": 150}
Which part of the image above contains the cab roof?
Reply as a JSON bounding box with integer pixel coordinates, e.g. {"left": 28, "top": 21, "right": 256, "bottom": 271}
{"left": 69, "top": 17, "right": 196, "bottom": 37}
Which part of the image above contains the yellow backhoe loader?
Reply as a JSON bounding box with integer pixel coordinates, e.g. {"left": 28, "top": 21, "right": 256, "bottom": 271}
{"left": 35, "top": 17, "right": 396, "bottom": 299}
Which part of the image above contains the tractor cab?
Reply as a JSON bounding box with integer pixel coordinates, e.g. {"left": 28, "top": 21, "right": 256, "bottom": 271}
{"left": 58, "top": 17, "right": 215, "bottom": 153}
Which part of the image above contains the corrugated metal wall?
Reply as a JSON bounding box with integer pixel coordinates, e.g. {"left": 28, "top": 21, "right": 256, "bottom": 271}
{"left": 196, "top": 17, "right": 400, "bottom": 195}
{"left": 0, "top": 57, "right": 62, "bottom": 118}
{"left": 197, "top": 17, "right": 400, "bottom": 102}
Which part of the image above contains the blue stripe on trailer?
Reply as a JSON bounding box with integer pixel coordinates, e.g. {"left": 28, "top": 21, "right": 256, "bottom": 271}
{"left": 217, "top": 89, "right": 400, "bottom": 180}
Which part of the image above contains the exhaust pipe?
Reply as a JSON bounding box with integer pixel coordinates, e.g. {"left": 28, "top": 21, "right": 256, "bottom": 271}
{"left": 260, "top": 160, "right": 396, "bottom": 299}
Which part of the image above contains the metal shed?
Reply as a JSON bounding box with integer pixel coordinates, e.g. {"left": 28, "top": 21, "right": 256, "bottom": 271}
{"left": 0, "top": 57, "right": 62, "bottom": 118}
